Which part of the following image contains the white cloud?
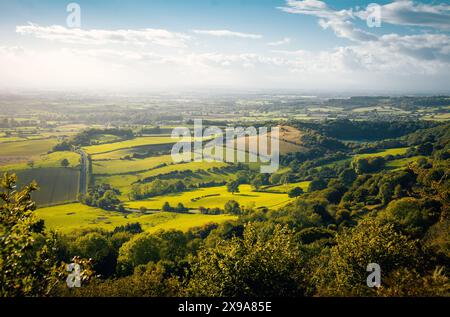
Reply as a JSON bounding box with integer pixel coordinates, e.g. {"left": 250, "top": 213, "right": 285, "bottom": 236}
{"left": 1, "top": 42, "right": 449, "bottom": 92}
{"left": 278, "top": 1, "right": 450, "bottom": 65}
{"left": 267, "top": 37, "right": 291, "bottom": 46}
{"left": 192, "top": 29, "right": 263, "bottom": 39}
{"left": 278, "top": 0, "right": 377, "bottom": 42}
{"left": 355, "top": 0, "right": 450, "bottom": 30}
{"left": 3, "top": 1, "right": 450, "bottom": 93}
{"left": 16, "top": 23, "right": 190, "bottom": 47}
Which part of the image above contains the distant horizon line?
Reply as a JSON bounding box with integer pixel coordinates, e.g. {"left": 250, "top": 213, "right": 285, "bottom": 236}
{"left": 0, "top": 88, "right": 449, "bottom": 98}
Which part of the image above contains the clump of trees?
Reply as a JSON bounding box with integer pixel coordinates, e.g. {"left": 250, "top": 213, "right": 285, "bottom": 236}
{"left": 162, "top": 202, "right": 189, "bottom": 213}
{"left": 54, "top": 128, "right": 134, "bottom": 151}
{"left": 351, "top": 157, "right": 386, "bottom": 174}
{"left": 129, "top": 179, "right": 187, "bottom": 200}
{"left": 80, "top": 184, "right": 122, "bottom": 211}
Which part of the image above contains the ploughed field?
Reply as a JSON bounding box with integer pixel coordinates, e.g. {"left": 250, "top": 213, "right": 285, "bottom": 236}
{"left": 16, "top": 168, "right": 80, "bottom": 206}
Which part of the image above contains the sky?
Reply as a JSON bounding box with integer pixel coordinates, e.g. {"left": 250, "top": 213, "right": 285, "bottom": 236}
{"left": 0, "top": 0, "right": 449, "bottom": 93}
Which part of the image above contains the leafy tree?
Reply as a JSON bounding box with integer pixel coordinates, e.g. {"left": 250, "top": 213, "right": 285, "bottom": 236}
{"left": 58, "top": 261, "right": 182, "bottom": 297}
{"left": 313, "top": 219, "right": 421, "bottom": 296}
{"left": 380, "top": 197, "right": 441, "bottom": 237}
{"left": 113, "top": 223, "right": 143, "bottom": 235}
{"left": 288, "top": 187, "right": 304, "bottom": 198}
{"left": 60, "top": 158, "right": 70, "bottom": 167}
{"left": 352, "top": 157, "right": 385, "bottom": 174}
{"left": 251, "top": 177, "right": 263, "bottom": 190}
{"left": 378, "top": 267, "right": 449, "bottom": 296}
{"left": 339, "top": 168, "right": 357, "bottom": 186}
{"left": 97, "top": 190, "right": 120, "bottom": 210}
{"left": 175, "top": 202, "right": 188, "bottom": 213}
{"left": 117, "top": 233, "right": 161, "bottom": 275}
{"left": 417, "top": 142, "right": 434, "bottom": 156}
{"left": 224, "top": 200, "right": 241, "bottom": 215}
{"left": 74, "top": 232, "right": 115, "bottom": 277}
{"left": 187, "top": 224, "right": 305, "bottom": 296}
{"left": 308, "top": 178, "right": 327, "bottom": 192}
{"left": 227, "top": 181, "right": 240, "bottom": 195}
{"left": 0, "top": 173, "right": 93, "bottom": 296}
{"left": 162, "top": 202, "right": 172, "bottom": 212}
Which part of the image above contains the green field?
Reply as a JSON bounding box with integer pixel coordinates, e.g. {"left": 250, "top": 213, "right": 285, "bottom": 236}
{"left": 0, "top": 151, "right": 80, "bottom": 171}
{"left": 92, "top": 155, "right": 175, "bottom": 175}
{"left": 126, "top": 184, "right": 292, "bottom": 210}
{"left": 16, "top": 167, "right": 80, "bottom": 206}
{"left": 83, "top": 136, "right": 177, "bottom": 155}
{"left": 90, "top": 134, "right": 124, "bottom": 144}
{"left": 96, "top": 168, "right": 237, "bottom": 201}
{"left": 36, "top": 203, "right": 237, "bottom": 234}
{"left": 137, "top": 160, "right": 229, "bottom": 180}
{"left": 0, "top": 138, "right": 58, "bottom": 157}
{"left": 356, "top": 147, "right": 409, "bottom": 159}
{"left": 262, "top": 181, "right": 311, "bottom": 193}
{"left": 96, "top": 174, "right": 141, "bottom": 199}
{"left": 386, "top": 156, "right": 425, "bottom": 169}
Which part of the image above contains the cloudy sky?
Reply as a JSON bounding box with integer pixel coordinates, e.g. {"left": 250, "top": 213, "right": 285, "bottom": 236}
{"left": 0, "top": 0, "right": 449, "bottom": 93}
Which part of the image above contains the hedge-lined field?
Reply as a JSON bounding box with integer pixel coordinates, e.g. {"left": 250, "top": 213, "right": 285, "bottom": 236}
{"left": 36, "top": 203, "right": 237, "bottom": 234}
{"left": 83, "top": 136, "right": 177, "bottom": 155}
{"left": 92, "top": 154, "right": 174, "bottom": 175}
{"left": 356, "top": 147, "right": 409, "bottom": 159}
{"left": 16, "top": 167, "right": 80, "bottom": 206}
{"left": 0, "top": 138, "right": 58, "bottom": 158}
{"left": 263, "top": 181, "right": 311, "bottom": 193}
{"left": 0, "top": 151, "right": 80, "bottom": 171}
{"left": 126, "top": 184, "right": 292, "bottom": 211}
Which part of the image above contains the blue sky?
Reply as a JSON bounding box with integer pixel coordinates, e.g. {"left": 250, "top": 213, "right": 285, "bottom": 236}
{"left": 0, "top": 0, "right": 449, "bottom": 93}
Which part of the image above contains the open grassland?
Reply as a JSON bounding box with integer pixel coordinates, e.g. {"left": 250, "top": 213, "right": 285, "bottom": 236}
{"left": 0, "top": 151, "right": 80, "bottom": 171}
{"left": 16, "top": 167, "right": 80, "bottom": 206}
{"left": 423, "top": 113, "right": 450, "bottom": 121}
{"left": 386, "top": 156, "right": 425, "bottom": 169}
{"left": 92, "top": 155, "right": 174, "bottom": 175}
{"left": 91, "top": 142, "right": 176, "bottom": 161}
{"left": 356, "top": 147, "right": 409, "bottom": 159}
{"left": 262, "top": 181, "right": 311, "bottom": 193}
{"left": 137, "top": 160, "right": 229, "bottom": 180}
{"left": 83, "top": 136, "right": 177, "bottom": 155}
{"left": 126, "top": 184, "right": 292, "bottom": 210}
{"left": 90, "top": 134, "right": 124, "bottom": 144}
{"left": 96, "top": 169, "right": 236, "bottom": 201}
{"left": 36, "top": 203, "right": 237, "bottom": 234}
{"left": 96, "top": 174, "right": 141, "bottom": 199}
{"left": 0, "top": 138, "right": 58, "bottom": 158}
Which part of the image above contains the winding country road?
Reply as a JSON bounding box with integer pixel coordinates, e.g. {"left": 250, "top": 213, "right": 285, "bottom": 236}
{"left": 76, "top": 148, "right": 88, "bottom": 196}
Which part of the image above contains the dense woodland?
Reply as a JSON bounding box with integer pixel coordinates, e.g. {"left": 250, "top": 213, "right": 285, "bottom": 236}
{"left": 0, "top": 121, "right": 449, "bottom": 297}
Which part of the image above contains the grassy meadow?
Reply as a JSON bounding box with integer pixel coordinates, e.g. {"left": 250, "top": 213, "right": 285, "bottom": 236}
{"left": 36, "top": 203, "right": 237, "bottom": 234}
{"left": 262, "top": 181, "right": 311, "bottom": 193}
{"left": 356, "top": 147, "right": 409, "bottom": 159}
{"left": 83, "top": 136, "right": 177, "bottom": 155}
{"left": 126, "top": 184, "right": 293, "bottom": 211}
{"left": 0, "top": 151, "right": 80, "bottom": 171}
